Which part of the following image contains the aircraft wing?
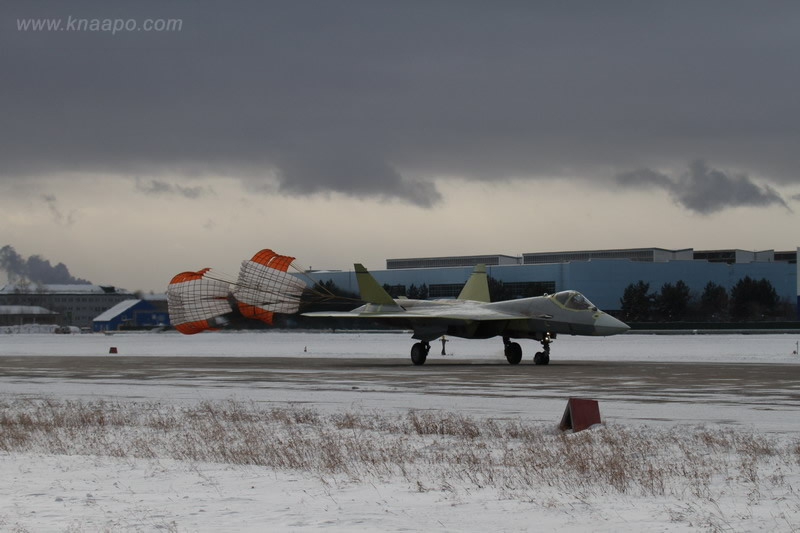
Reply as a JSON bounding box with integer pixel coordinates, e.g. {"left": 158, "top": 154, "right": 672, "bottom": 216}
{"left": 302, "top": 305, "right": 553, "bottom": 322}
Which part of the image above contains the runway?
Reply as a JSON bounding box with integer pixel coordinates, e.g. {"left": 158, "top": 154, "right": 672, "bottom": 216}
{"left": 2, "top": 354, "right": 799, "bottom": 432}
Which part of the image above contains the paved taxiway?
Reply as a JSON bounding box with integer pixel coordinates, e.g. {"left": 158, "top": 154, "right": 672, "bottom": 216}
{"left": 2, "top": 355, "right": 799, "bottom": 432}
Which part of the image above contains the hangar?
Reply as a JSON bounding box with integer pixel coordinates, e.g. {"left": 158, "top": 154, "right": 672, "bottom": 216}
{"left": 314, "top": 247, "right": 799, "bottom": 316}
{"left": 92, "top": 298, "right": 169, "bottom": 332}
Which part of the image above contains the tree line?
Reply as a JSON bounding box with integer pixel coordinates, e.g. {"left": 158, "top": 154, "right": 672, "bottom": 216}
{"left": 383, "top": 283, "right": 429, "bottom": 299}
{"left": 227, "top": 275, "right": 795, "bottom": 330}
{"left": 318, "top": 276, "right": 795, "bottom": 322}
{"left": 619, "top": 276, "right": 794, "bottom": 322}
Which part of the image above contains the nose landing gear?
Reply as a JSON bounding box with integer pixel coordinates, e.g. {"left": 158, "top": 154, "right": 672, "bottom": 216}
{"left": 533, "top": 334, "right": 551, "bottom": 365}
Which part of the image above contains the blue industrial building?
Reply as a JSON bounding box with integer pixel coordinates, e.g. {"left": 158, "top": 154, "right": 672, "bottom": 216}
{"left": 92, "top": 299, "right": 170, "bottom": 331}
{"left": 311, "top": 247, "right": 799, "bottom": 315}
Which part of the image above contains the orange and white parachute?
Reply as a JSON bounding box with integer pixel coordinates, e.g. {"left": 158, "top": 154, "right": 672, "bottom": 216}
{"left": 166, "top": 268, "right": 233, "bottom": 334}
{"left": 232, "top": 249, "right": 308, "bottom": 325}
{"left": 167, "top": 249, "right": 320, "bottom": 334}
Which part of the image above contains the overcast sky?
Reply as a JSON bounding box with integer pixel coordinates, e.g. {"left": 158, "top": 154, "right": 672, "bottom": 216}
{"left": 2, "top": 1, "right": 799, "bottom": 291}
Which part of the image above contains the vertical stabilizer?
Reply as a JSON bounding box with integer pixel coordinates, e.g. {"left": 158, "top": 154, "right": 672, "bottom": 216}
{"left": 457, "top": 264, "right": 491, "bottom": 302}
{"left": 354, "top": 264, "right": 397, "bottom": 305}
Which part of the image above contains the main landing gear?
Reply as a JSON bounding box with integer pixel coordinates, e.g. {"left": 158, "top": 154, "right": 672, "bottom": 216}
{"left": 503, "top": 335, "right": 552, "bottom": 365}
{"left": 503, "top": 337, "right": 522, "bottom": 365}
{"left": 413, "top": 335, "right": 553, "bottom": 366}
{"left": 411, "top": 341, "right": 430, "bottom": 365}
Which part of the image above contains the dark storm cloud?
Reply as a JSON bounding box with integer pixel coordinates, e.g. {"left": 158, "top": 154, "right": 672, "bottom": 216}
{"left": 2, "top": 1, "right": 800, "bottom": 208}
{"left": 617, "top": 160, "right": 789, "bottom": 214}
{"left": 135, "top": 179, "right": 209, "bottom": 199}
{"left": 0, "top": 245, "right": 91, "bottom": 284}
{"left": 272, "top": 149, "right": 441, "bottom": 207}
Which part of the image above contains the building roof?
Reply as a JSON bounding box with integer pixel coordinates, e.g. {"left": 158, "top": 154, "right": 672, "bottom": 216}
{"left": 388, "top": 254, "right": 518, "bottom": 261}
{"left": 93, "top": 299, "right": 143, "bottom": 322}
{"left": 0, "top": 305, "right": 58, "bottom": 315}
{"left": 0, "top": 284, "right": 128, "bottom": 295}
{"left": 386, "top": 254, "right": 520, "bottom": 269}
{"left": 522, "top": 247, "right": 693, "bottom": 256}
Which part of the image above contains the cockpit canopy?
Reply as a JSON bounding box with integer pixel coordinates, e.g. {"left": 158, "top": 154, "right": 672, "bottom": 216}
{"left": 552, "top": 290, "right": 597, "bottom": 311}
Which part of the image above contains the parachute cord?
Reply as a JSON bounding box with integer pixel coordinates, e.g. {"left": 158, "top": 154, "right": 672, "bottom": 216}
{"left": 185, "top": 261, "right": 365, "bottom": 307}
{"left": 203, "top": 269, "right": 361, "bottom": 307}
{"left": 288, "top": 262, "right": 364, "bottom": 303}
{"left": 289, "top": 263, "right": 339, "bottom": 298}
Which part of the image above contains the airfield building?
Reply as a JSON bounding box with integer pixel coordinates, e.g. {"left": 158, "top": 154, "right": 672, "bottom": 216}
{"left": 315, "top": 247, "right": 799, "bottom": 316}
{"left": 0, "top": 305, "right": 60, "bottom": 327}
{"left": 92, "top": 298, "right": 170, "bottom": 332}
{"left": 386, "top": 254, "right": 520, "bottom": 269}
{"left": 522, "top": 247, "right": 694, "bottom": 264}
{"left": 0, "top": 284, "right": 132, "bottom": 328}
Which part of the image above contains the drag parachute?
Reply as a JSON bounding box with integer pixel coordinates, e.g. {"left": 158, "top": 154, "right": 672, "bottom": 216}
{"left": 167, "top": 248, "right": 336, "bottom": 334}
{"left": 232, "top": 249, "right": 307, "bottom": 325}
{"left": 167, "top": 269, "right": 233, "bottom": 334}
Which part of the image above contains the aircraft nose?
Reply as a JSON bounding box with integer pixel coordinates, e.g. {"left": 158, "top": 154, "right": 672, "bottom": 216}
{"left": 594, "top": 313, "right": 630, "bottom": 336}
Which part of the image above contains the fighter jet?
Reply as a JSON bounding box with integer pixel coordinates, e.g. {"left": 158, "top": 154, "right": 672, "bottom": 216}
{"left": 303, "top": 264, "right": 630, "bottom": 365}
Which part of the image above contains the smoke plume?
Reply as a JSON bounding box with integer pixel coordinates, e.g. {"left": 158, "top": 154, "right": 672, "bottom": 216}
{"left": 0, "top": 245, "right": 91, "bottom": 285}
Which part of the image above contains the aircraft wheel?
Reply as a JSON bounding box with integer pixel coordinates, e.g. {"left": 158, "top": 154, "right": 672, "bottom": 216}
{"left": 534, "top": 352, "right": 546, "bottom": 365}
{"left": 504, "top": 342, "right": 522, "bottom": 365}
{"left": 411, "top": 342, "right": 428, "bottom": 365}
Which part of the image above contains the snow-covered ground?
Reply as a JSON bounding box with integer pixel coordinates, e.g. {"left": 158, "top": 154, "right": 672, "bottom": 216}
{"left": 2, "top": 399, "right": 799, "bottom": 533}
{"left": 1, "top": 331, "right": 799, "bottom": 531}
{"left": 2, "top": 329, "right": 799, "bottom": 363}
{"left": 3, "top": 437, "right": 798, "bottom": 532}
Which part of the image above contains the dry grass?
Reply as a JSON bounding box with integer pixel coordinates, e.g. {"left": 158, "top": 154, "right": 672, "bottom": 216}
{"left": 1, "top": 398, "right": 799, "bottom": 503}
